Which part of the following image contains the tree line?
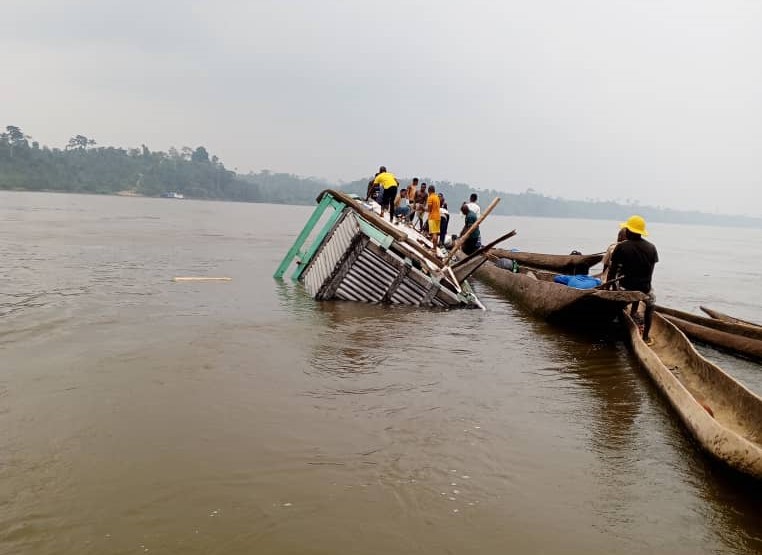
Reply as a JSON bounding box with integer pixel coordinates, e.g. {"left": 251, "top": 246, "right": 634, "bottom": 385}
{"left": 1, "top": 125, "right": 759, "bottom": 228}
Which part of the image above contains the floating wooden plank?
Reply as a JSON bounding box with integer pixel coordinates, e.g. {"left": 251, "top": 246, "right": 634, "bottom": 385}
{"left": 172, "top": 276, "right": 232, "bottom": 282}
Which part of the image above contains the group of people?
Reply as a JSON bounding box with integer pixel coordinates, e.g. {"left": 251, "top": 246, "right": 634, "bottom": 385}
{"left": 367, "top": 166, "right": 482, "bottom": 255}
{"left": 366, "top": 167, "right": 658, "bottom": 344}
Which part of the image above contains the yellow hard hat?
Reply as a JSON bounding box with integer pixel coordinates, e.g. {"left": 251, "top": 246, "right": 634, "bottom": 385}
{"left": 620, "top": 215, "right": 648, "bottom": 236}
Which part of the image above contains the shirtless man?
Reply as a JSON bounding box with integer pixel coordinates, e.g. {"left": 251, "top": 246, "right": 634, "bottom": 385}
{"left": 413, "top": 182, "right": 428, "bottom": 231}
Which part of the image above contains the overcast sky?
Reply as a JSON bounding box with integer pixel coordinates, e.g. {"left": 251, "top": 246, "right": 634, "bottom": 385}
{"left": 2, "top": 0, "right": 760, "bottom": 215}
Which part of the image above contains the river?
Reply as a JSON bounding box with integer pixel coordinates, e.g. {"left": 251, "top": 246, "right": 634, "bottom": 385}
{"left": 1, "top": 191, "right": 760, "bottom": 554}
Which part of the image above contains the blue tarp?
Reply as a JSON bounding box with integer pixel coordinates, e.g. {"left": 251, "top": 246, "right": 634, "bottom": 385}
{"left": 553, "top": 274, "right": 601, "bottom": 289}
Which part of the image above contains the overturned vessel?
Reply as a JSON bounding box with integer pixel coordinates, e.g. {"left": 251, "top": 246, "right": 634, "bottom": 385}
{"left": 275, "top": 190, "right": 484, "bottom": 308}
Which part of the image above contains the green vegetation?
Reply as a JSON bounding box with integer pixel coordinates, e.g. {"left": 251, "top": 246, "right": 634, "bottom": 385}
{"left": 0, "top": 125, "right": 256, "bottom": 200}
{"left": 1, "top": 125, "right": 759, "bottom": 228}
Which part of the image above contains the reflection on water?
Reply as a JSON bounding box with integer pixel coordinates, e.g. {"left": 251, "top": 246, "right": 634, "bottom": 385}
{"left": 310, "top": 302, "right": 417, "bottom": 376}
{"left": 1, "top": 192, "right": 761, "bottom": 555}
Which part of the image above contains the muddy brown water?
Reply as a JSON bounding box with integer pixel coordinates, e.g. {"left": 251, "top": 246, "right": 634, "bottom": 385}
{"left": 1, "top": 191, "right": 761, "bottom": 554}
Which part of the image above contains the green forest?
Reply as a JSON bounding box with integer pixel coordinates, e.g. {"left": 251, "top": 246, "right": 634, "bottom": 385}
{"left": 1, "top": 125, "right": 759, "bottom": 228}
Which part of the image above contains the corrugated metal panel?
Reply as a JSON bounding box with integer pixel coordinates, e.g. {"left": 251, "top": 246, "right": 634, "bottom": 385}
{"left": 433, "top": 289, "right": 459, "bottom": 307}
{"left": 390, "top": 278, "right": 426, "bottom": 306}
{"left": 335, "top": 247, "right": 461, "bottom": 307}
{"left": 335, "top": 248, "right": 395, "bottom": 303}
{"left": 302, "top": 212, "right": 359, "bottom": 297}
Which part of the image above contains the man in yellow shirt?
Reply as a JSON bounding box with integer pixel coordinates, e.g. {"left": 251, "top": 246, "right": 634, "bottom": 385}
{"left": 426, "top": 184, "right": 441, "bottom": 252}
{"left": 372, "top": 166, "right": 399, "bottom": 222}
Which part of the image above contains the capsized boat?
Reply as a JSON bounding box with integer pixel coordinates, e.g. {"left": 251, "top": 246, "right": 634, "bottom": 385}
{"left": 623, "top": 311, "right": 762, "bottom": 479}
{"left": 474, "top": 257, "right": 646, "bottom": 324}
{"left": 655, "top": 305, "right": 762, "bottom": 362}
{"left": 275, "top": 189, "right": 488, "bottom": 308}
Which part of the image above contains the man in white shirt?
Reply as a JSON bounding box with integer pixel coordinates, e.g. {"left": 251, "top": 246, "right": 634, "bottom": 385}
{"left": 464, "top": 193, "right": 480, "bottom": 218}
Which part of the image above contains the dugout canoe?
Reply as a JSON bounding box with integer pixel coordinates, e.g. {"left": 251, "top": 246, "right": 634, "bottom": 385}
{"left": 489, "top": 249, "right": 603, "bottom": 274}
{"left": 623, "top": 311, "right": 762, "bottom": 479}
{"left": 700, "top": 306, "right": 762, "bottom": 330}
{"left": 655, "top": 305, "right": 762, "bottom": 361}
{"left": 474, "top": 259, "right": 646, "bottom": 324}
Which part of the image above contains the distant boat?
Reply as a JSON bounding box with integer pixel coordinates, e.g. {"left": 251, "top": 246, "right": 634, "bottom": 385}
{"left": 160, "top": 192, "right": 185, "bottom": 199}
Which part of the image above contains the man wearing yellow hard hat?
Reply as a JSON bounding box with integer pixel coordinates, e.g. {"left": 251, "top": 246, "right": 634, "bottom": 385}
{"left": 610, "top": 215, "right": 659, "bottom": 345}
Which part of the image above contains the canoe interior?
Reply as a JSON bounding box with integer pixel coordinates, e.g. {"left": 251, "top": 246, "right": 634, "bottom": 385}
{"left": 625, "top": 311, "right": 762, "bottom": 479}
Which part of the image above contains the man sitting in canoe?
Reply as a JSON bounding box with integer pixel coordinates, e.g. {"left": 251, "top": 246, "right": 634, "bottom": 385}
{"left": 611, "top": 215, "right": 659, "bottom": 345}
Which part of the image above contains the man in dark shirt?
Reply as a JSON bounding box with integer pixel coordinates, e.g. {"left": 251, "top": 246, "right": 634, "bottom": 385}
{"left": 611, "top": 215, "right": 658, "bottom": 344}
{"left": 459, "top": 204, "right": 482, "bottom": 255}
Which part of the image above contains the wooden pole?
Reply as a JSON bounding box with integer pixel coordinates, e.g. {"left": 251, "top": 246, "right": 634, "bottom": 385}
{"left": 450, "top": 229, "right": 517, "bottom": 269}
{"left": 443, "top": 197, "right": 501, "bottom": 265}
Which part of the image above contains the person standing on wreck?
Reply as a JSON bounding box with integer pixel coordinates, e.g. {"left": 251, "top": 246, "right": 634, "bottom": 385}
{"left": 372, "top": 166, "right": 399, "bottom": 222}
{"left": 611, "top": 215, "right": 659, "bottom": 345}
{"left": 459, "top": 203, "right": 481, "bottom": 255}
{"left": 426, "top": 184, "right": 441, "bottom": 252}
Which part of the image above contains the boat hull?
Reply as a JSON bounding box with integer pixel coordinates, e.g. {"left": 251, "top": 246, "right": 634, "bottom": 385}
{"left": 700, "top": 306, "right": 762, "bottom": 330}
{"left": 489, "top": 249, "right": 603, "bottom": 274}
{"left": 624, "top": 311, "right": 762, "bottom": 479}
{"left": 656, "top": 305, "right": 762, "bottom": 361}
{"left": 475, "top": 260, "right": 646, "bottom": 324}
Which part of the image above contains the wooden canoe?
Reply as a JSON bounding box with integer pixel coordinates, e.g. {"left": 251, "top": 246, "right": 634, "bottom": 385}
{"left": 474, "top": 260, "right": 646, "bottom": 324}
{"left": 655, "top": 305, "right": 762, "bottom": 361}
{"left": 623, "top": 311, "right": 762, "bottom": 479}
{"left": 489, "top": 249, "right": 603, "bottom": 274}
{"left": 700, "top": 306, "right": 762, "bottom": 330}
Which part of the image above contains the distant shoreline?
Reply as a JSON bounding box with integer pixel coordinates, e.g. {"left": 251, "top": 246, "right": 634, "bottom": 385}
{"left": 2, "top": 188, "right": 760, "bottom": 229}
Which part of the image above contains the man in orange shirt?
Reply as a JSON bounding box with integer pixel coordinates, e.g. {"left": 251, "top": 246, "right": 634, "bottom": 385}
{"left": 426, "top": 184, "right": 441, "bottom": 252}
